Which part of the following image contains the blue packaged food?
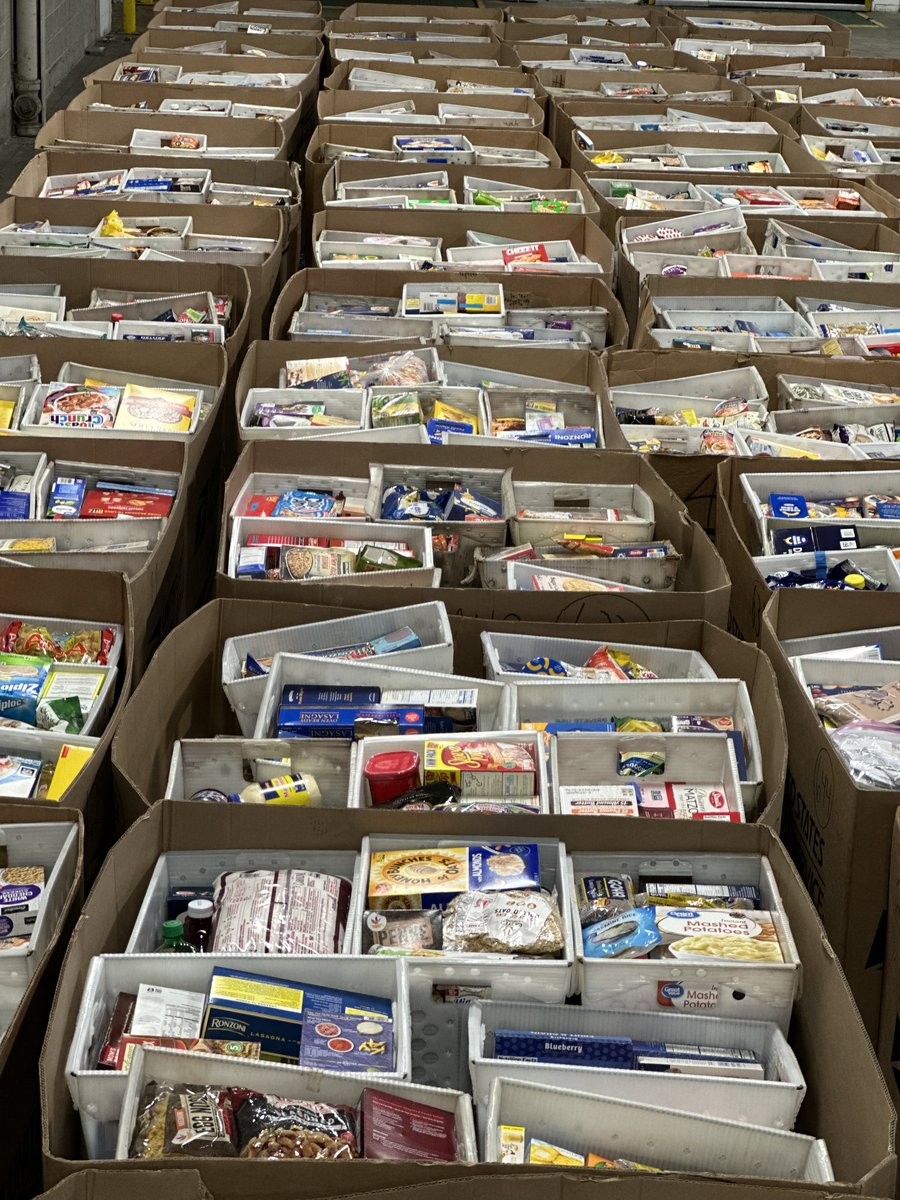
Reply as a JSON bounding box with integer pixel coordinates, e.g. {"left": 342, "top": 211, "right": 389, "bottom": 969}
{"left": 582, "top": 907, "right": 662, "bottom": 959}
{"left": 272, "top": 490, "right": 341, "bottom": 518}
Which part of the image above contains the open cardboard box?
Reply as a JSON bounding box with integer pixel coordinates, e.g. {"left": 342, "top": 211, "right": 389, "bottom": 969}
{"left": 309, "top": 208, "right": 615, "bottom": 278}
{"left": 149, "top": 8, "right": 322, "bottom": 33}
{"left": 326, "top": 35, "right": 520, "bottom": 69}
{"left": 553, "top": 101, "right": 797, "bottom": 165}
{"left": 341, "top": 2, "right": 501, "bottom": 21}
{"left": 0, "top": 569, "right": 131, "bottom": 844}
{"left": 680, "top": 9, "right": 849, "bottom": 53}
{"left": 131, "top": 28, "right": 322, "bottom": 58}
{"left": 759, "top": 589, "right": 900, "bottom": 1040}
{"left": 154, "top": 0, "right": 321, "bottom": 14}
{"left": 38, "top": 802, "right": 895, "bottom": 1194}
{"left": 878, "top": 810, "right": 900, "bottom": 1110}
{"left": 267, "top": 267, "right": 626, "bottom": 349}
{"left": 568, "top": 129, "right": 824, "bottom": 177}
{"left": 34, "top": 109, "right": 287, "bottom": 160}
{"left": 305, "top": 124, "right": 559, "bottom": 232}
{"left": 316, "top": 89, "right": 544, "bottom": 131}
{"left": 717, "top": 454, "right": 900, "bottom": 643}
{"left": 68, "top": 82, "right": 306, "bottom": 156}
{"left": 0, "top": 195, "right": 286, "bottom": 341}
{"left": 8, "top": 149, "right": 303, "bottom": 287}
{"left": 28, "top": 1172, "right": 898, "bottom": 1200}
{"left": 321, "top": 162, "right": 600, "bottom": 216}
{"left": 0, "top": 256, "right": 250, "bottom": 372}
{"left": 323, "top": 60, "right": 536, "bottom": 97}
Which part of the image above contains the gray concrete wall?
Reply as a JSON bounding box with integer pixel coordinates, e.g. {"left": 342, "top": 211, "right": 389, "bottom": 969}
{"left": 41, "top": 0, "right": 100, "bottom": 111}
{"left": 0, "top": 0, "right": 12, "bottom": 141}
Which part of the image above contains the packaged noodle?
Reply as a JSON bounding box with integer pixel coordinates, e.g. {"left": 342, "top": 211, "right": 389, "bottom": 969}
{"left": 130, "top": 1082, "right": 238, "bottom": 1159}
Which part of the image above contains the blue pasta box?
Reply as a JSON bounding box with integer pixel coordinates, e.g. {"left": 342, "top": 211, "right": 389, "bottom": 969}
{"left": 493, "top": 1029, "right": 634, "bottom": 1068}
{"left": 203, "top": 967, "right": 392, "bottom": 1062}
{"left": 771, "top": 525, "right": 860, "bottom": 555}
{"left": 277, "top": 705, "right": 424, "bottom": 739}
{"left": 281, "top": 685, "right": 381, "bottom": 707}
{"left": 876, "top": 501, "right": 900, "bottom": 519}
{"left": 300, "top": 1009, "right": 394, "bottom": 1072}
{"left": 768, "top": 493, "right": 808, "bottom": 520}
{"left": 0, "top": 490, "right": 32, "bottom": 520}
{"left": 46, "top": 476, "right": 87, "bottom": 519}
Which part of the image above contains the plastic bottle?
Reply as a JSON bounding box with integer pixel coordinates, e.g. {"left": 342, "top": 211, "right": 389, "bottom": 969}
{"left": 183, "top": 899, "right": 214, "bottom": 952}
{"left": 228, "top": 772, "right": 321, "bottom": 806}
{"left": 154, "top": 919, "right": 196, "bottom": 953}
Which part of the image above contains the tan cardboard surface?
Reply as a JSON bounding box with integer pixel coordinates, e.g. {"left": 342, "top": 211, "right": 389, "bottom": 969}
{"left": 316, "top": 88, "right": 544, "bottom": 131}
{"left": 760, "top": 590, "right": 900, "bottom": 1039}
{"left": 40, "top": 803, "right": 896, "bottom": 1194}
{"left": 34, "top": 108, "right": 287, "bottom": 158}
{"left": 323, "top": 60, "right": 534, "bottom": 94}
{"left": 878, "top": 810, "right": 900, "bottom": 1112}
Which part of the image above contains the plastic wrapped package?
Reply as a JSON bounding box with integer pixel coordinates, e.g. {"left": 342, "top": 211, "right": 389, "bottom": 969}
{"left": 130, "top": 1082, "right": 238, "bottom": 1158}
{"left": 232, "top": 1092, "right": 360, "bottom": 1160}
{"left": 830, "top": 721, "right": 900, "bottom": 789}
{"left": 441, "top": 888, "right": 564, "bottom": 957}
{"left": 211, "top": 869, "right": 352, "bottom": 954}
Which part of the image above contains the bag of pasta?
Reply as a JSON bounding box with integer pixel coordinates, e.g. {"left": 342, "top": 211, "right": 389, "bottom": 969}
{"left": 231, "top": 1090, "right": 360, "bottom": 1160}
{"left": 130, "top": 1082, "right": 238, "bottom": 1159}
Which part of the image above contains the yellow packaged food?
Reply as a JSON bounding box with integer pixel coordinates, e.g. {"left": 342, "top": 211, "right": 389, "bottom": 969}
{"left": 113, "top": 383, "right": 198, "bottom": 434}
{"left": 100, "top": 210, "right": 126, "bottom": 237}
{"left": 0, "top": 537, "right": 55, "bottom": 552}
{"left": 46, "top": 744, "right": 93, "bottom": 801}
{"left": 527, "top": 1139, "right": 585, "bottom": 1167}
{"left": 432, "top": 399, "right": 479, "bottom": 435}
{"left": 0, "top": 399, "right": 15, "bottom": 430}
{"left": 499, "top": 1126, "right": 525, "bottom": 1165}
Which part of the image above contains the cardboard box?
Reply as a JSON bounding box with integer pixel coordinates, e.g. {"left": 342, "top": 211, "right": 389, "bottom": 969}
{"left": 269, "top": 267, "right": 626, "bottom": 349}
{"left": 34, "top": 109, "right": 287, "bottom": 160}
{"left": 342, "top": 3, "right": 501, "bottom": 22}
{"left": 309, "top": 208, "right": 615, "bottom": 278}
{"left": 682, "top": 10, "right": 849, "bottom": 53}
{"left": 316, "top": 89, "right": 544, "bottom": 131}
{"left": 554, "top": 102, "right": 796, "bottom": 165}
{"left": 321, "top": 163, "right": 600, "bottom": 217}
{"left": 8, "top": 149, "right": 302, "bottom": 296}
{"left": 717, "top": 454, "right": 900, "bottom": 644}
{"left": 326, "top": 36, "right": 520, "bottom": 69}
{"left": 150, "top": 8, "right": 322, "bottom": 33}
{"left": 324, "top": 60, "right": 536, "bottom": 96}
{"left": 156, "top": 0, "right": 321, "bottom": 14}
{"left": 39, "top": 803, "right": 896, "bottom": 1193}
{"left": 0, "top": 256, "right": 249, "bottom": 372}
{"left": 305, "top": 124, "right": 560, "bottom": 233}
{"left": 0, "top": 195, "right": 284, "bottom": 341}
{"left": 68, "top": 82, "right": 306, "bottom": 157}
{"left": 0, "top": 806, "right": 82, "bottom": 1200}
{"left": 878, "top": 810, "right": 900, "bottom": 1111}
{"left": 758, "top": 589, "right": 900, "bottom": 1039}
{"left": 26, "top": 1172, "right": 894, "bottom": 1200}
{"left": 131, "top": 28, "right": 322, "bottom": 57}
{"left": 568, "top": 129, "right": 824, "bottom": 178}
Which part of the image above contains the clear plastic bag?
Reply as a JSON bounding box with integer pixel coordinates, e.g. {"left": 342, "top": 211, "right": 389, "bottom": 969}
{"left": 830, "top": 720, "right": 900, "bottom": 789}
{"left": 130, "top": 1081, "right": 237, "bottom": 1159}
{"left": 442, "top": 888, "right": 565, "bottom": 957}
{"left": 211, "top": 869, "right": 352, "bottom": 954}
{"left": 232, "top": 1091, "right": 360, "bottom": 1160}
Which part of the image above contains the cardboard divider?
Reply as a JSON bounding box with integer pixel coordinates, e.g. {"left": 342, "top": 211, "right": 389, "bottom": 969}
{"left": 37, "top": 803, "right": 896, "bottom": 1194}
{"left": 759, "top": 589, "right": 900, "bottom": 1039}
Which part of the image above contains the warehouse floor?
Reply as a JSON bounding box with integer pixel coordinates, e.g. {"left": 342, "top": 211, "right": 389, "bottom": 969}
{"left": 0, "top": 4, "right": 899, "bottom": 193}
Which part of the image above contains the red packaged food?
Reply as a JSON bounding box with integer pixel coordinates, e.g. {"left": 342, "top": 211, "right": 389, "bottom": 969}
{"left": 244, "top": 494, "right": 280, "bottom": 518}
{"left": 80, "top": 489, "right": 174, "bottom": 519}
{"left": 361, "top": 1087, "right": 458, "bottom": 1162}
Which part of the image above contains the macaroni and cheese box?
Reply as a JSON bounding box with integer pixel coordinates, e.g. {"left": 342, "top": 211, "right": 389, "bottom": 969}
{"left": 367, "top": 843, "right": 541, "bottom": 910}
{"left": 202, "top": 967, "right": 392, "bottom": 1062}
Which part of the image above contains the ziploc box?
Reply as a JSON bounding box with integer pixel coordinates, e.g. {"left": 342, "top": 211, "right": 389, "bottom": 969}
{"left": 493, "top": 1030, "right": 633, "bottom": 1068}
{"left": 368, "top": 843, "right": 541, "bottom": 910}
{"left": 202, "top": 967, "right": 393, "bottom": 1063}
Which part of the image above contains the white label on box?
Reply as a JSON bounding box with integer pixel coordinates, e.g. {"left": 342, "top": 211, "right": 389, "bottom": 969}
{"left": 131, "top": 984, "right": 205, "bottom": 1038}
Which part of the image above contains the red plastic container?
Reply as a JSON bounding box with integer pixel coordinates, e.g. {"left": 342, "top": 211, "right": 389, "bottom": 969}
{"left": 364, "top": 750, "right": 420, "bottom": 807}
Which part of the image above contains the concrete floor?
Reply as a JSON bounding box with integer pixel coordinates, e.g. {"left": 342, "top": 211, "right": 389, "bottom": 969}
{"left": 1, "top": 6, "right": 900, "bottom": 193}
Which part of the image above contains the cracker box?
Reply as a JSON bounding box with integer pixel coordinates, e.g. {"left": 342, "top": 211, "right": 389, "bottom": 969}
{"left": 367, "top": 842, "right": 541, "bottom": 910}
